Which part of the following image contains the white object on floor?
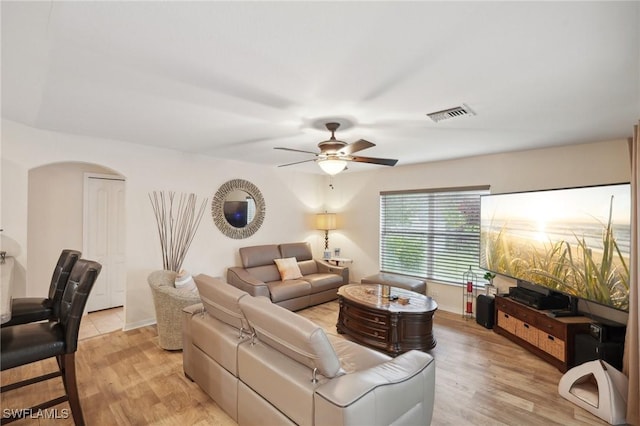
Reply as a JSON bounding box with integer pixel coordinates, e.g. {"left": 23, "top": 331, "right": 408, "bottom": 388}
{"left": 558, "top": 360, "right": 628, "bottom": 425}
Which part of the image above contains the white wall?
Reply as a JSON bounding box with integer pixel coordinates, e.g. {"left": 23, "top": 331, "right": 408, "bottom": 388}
{"left": 1, "top": 117, "right": 631, "bottom": 325}
{"left": 1, "top": 119, "right": 325, "bottom": 329}
{"left": 324, "top": 139, "right": 631, "bottom": 314}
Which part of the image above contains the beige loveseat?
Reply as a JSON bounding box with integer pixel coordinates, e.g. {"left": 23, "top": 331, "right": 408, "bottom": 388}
{"left": 183, "top": 275, "right": 436, "bottom": 426}
{"left": 226, "top": 242, "right": 349, "bottom": 311}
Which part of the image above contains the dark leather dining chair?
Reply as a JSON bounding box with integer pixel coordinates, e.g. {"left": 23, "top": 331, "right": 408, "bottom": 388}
{"left": 1, "top": 258, "right": 102, "bottom": 426}
{"left": 2, "top": 249, "right": 81, "bottom": 327}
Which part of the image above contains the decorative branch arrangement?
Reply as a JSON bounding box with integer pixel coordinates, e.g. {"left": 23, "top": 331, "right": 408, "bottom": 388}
{"left": 149, "top": 191, "right": 208, "bottom": 272}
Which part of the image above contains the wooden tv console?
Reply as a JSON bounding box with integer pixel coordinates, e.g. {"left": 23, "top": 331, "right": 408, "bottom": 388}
{"left": 493, "top": 295, "right": 591, "bottom": 372}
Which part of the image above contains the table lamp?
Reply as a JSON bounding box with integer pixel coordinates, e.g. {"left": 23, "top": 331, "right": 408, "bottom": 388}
{"left": 316, "top": 212, "right": 337, "bottom": 250}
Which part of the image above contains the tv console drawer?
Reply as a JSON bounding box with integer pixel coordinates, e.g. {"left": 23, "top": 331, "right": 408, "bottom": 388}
{"left": 497, "top": 310, "right": 517, "bottom": 334}
{"left": 497, "top": 297, "right": 541, "bottom": 325}
{"left": 515, "top": 320, "right": 538, "bottom": 346}
{"left": 538, "top": 331, "right": 565, "bottom": 361}
{"left": 536, "top": 314, "right": 567, "bottom": 340}
{"left": 495, "top": 298, "right": 517, "bottom": 316}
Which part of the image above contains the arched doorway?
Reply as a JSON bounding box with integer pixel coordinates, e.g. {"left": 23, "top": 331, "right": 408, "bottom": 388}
{"left": 27, "top": 162, "right": 126, "bottom": 333}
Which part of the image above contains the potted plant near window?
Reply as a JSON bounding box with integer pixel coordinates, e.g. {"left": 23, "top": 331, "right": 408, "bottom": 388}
{"left": 483, "top": 271, "right": 497, "bottom": 296}
{"left": 483, "top": 271, "right": 496, "bottom": 285}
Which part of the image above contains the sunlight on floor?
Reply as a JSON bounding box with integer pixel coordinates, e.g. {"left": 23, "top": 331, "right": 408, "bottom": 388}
{"left": 79, "top": 306, "right": 124, "bottom": 340}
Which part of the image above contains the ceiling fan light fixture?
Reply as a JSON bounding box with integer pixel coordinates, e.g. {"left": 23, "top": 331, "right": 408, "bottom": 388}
{"left": 276, "top": 121, "right": 397, "bottom": 172}
{"left": 318, "top": 158, "right": 347, "bottom": 175}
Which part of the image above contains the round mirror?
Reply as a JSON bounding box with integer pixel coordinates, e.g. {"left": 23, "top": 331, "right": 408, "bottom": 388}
{"left": 212, "top": 179, "right": 265, "bottom": 239}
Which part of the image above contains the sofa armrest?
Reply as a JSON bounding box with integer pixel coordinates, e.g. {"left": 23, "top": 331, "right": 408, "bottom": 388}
{"left": 226, "top": 267, "right": 271, "bottom": 298}
{"left": 316, "top": 260, "right": 349, "bottom": 285}
{"left": 314, "top": 351, "right": 435, "bottom": 426}
{"left": 183, "top": 303, "right": 205, "bottom": 316}
{"left": 182, "top": 303, "right": 204, "bottom": 380}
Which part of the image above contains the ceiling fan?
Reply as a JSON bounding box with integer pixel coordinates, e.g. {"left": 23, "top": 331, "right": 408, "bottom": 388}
{"left": 275, "top": 122, "right": 398, "bottom": 175}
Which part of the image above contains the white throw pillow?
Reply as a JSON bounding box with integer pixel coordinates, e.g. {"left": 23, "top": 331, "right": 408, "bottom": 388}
{"left": 273, "top": 257, "right": 303, "bottom": 281}
{"left": 175, "top": 270, "right": 198, "bottom": 293}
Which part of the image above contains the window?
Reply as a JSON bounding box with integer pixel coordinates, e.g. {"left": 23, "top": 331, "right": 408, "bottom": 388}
{"left": 380, "top": 186, "right": 490, "bottom": 285}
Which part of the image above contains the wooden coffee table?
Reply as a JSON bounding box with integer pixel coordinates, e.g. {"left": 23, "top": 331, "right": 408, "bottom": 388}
{"left": 336, "top": 284, "right": 438, "bottom": 356}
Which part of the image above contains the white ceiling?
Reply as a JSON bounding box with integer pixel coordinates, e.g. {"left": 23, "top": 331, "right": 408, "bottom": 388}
{"left": 2, "top": 1, "right": 639, "bottom": 174}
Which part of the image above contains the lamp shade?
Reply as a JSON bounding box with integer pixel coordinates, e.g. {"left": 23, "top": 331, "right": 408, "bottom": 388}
{"left": 318, "top": 159, "right": 347, "bottom": 175}
{"left": 316, "top": 213, "right": 337, "bottom": 230}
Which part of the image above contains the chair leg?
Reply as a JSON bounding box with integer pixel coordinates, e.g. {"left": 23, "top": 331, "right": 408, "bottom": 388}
{"left": 60, "top": 354, "right": 85, "bottom": 426}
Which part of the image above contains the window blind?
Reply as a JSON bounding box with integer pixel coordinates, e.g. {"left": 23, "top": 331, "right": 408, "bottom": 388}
{"left": 380, "top": 186, "right": 489, "bottom": 285}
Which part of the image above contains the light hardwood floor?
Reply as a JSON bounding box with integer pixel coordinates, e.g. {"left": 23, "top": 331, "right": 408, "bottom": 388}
{"left": 1, "top": 302, "right": 607, "bottom": 425}
{"left": 79, "top": 307, "right": 125, "bottom": 340}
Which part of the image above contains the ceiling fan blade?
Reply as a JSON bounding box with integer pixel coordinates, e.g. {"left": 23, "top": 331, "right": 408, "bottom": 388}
{"left": 350, "top": 155, "right": 398, "bottom": 166}
{"left": 340, "top": 139, "right": 375, "bottom": 155}
{"left": 277, "top": 159, "right": 316, "bottom": 167}
{"left": 274, "top": 147, "right": 318, "bottom": 155}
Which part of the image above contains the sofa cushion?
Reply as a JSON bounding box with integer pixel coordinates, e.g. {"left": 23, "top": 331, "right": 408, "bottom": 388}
{"left": 274, "top": 257, "right": 303, "bottom": 281}
{"left": 279, "top": 242, "right": 313, "bottom": 261}
{"left": 298, "top": 259, "right": 319, "bottom": 276}
{"left": 238, "top": 339, "right": 317, "bottom": 426}
{"left": 266, "top": 280, "right": 311, "bottom": 303}
{"left": 246, "top": 265, "right": 281, "bottom": 284}
{"left": 191, "top": 313, "right": 248, "bottom": 376}
{"left": 240, "top": 244, "right": 281, "bottom": 268}
{"left": 303, "top": 273, "right": 344, "bottom": 294}
{"left": 329, "top": 336, "right": 391, "bottom": 374}
{"left": 239, "top": 296, "right": 344, "bottom": 378}
{"left": 194, "top": 274, "right": 249, "bottom": 331}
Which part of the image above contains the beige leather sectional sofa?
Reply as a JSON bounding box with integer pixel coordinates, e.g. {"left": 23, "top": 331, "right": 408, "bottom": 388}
{"left": 226, "top": 242, "right": 349, "bottom": 311}
{"left": 183, "top": 275, "right": 436, "bottom": 426}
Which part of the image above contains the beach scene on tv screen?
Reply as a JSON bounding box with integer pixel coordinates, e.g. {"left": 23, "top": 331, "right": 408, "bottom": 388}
{"left": 481, "top": 184, "right": 630, "bottom": 311}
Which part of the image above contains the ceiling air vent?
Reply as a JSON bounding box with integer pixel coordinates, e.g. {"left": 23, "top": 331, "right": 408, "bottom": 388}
{"left": 426, "top": 104, "right": 475, "bottom": 123}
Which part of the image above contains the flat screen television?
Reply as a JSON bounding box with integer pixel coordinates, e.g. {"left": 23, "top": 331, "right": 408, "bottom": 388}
{"left": 480, "top": 183, "right": 631, "bottom": 312}
{"left": 224, "top": 201, "right": 248, "bottom": 228}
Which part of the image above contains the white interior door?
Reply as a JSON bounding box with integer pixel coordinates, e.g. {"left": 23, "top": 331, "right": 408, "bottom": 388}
{"left": 84, "top": 174, "right": 126, "bottom": 312}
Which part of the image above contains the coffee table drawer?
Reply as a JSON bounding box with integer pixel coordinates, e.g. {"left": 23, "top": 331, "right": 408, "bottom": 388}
{"left": 342, "top": 315, "right": 389, "bottom": 342}
{"left": 341, "top": 304, "right": 389, "bottom": 327}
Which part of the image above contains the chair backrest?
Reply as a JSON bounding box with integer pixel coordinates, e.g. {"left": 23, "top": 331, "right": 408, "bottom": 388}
{"left": 59, "top": 259, "right": 102, "bottom": 353}
{"left": 48, "top": 249, "right": 82, "bottom": 317}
